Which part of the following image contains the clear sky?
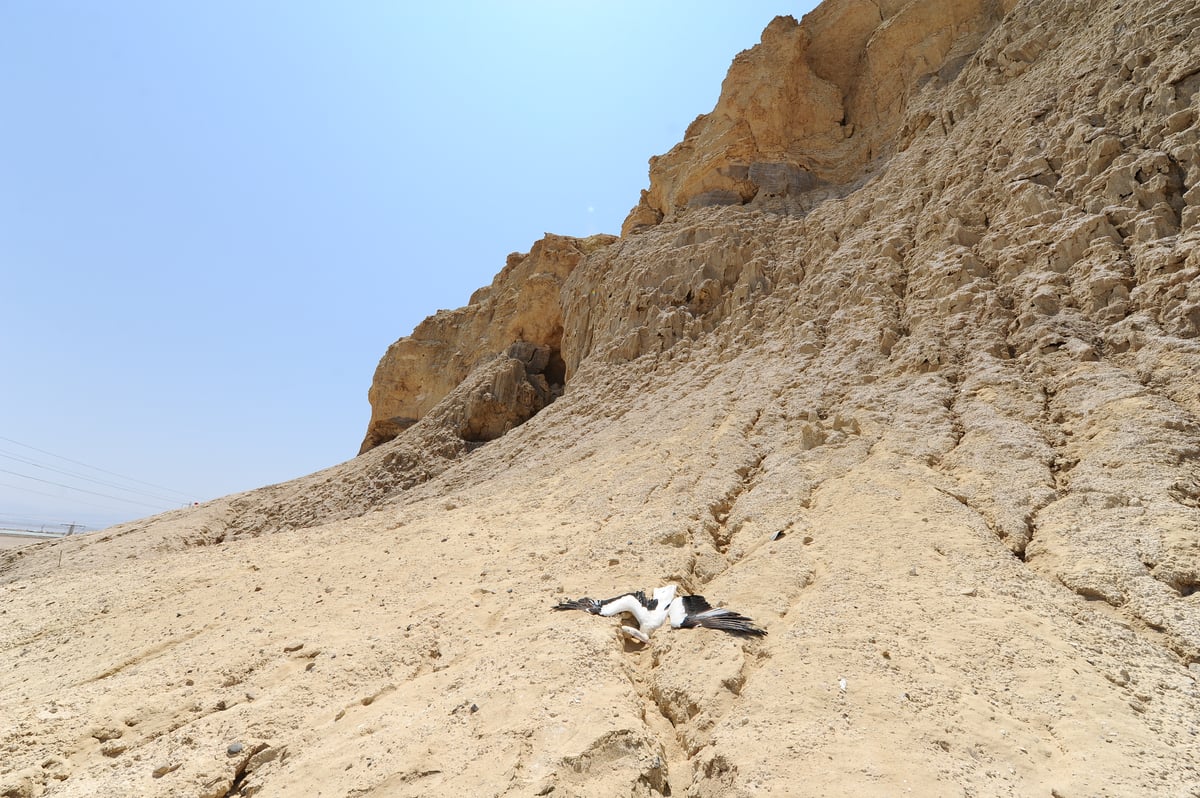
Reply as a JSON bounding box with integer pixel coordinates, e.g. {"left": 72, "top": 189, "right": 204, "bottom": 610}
{"left": 1, "top": 2, "right": 816, "bottom": 531}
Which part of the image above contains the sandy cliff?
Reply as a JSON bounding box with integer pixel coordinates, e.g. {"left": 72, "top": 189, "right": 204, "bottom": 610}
{"left": 3, "top": 0, "right": 1199, "bottom": 796}
{"left": 360, "top": 233, "right": 616, "bottom": 453}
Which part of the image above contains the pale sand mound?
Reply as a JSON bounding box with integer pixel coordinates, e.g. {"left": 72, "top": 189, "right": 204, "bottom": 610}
{"left": 3, "top": 0, "right": 1199, "bottom": 795}
{"left": 0, "top": 535, "right": 53, "bottom": 551}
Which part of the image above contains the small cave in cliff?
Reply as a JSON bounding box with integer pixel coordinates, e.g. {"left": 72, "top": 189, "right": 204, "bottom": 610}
{"left": 457, "top": 342, "right": 566, "bottom": 446}
{"left": 361, "top": 341, "right": 570, "bottom": 455}
{"left": 543, "top": 346, "right": 567, "bottom": 387}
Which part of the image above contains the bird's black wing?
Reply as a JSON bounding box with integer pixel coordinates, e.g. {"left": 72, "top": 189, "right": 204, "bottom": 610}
{"left": 553, "top": 590, "right": 653, "bottom": 615}
{"left": 678, "top": 595, "right": 766, "bottom": 637}
{"left": 627, "top": 590, "right": 658, "bottom": 611}
{"left": 552, "top": 597, "right": 604, "bottom": 615}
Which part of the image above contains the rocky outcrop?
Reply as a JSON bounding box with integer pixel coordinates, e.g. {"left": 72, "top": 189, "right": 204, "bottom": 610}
{"left": 174, "top": 345, "right": 563, "bottom": 543}
{"left": 359, "top": 233, "right": 616, "bottom": 453}
{"left": 559, "top": 0, "right": 1200, "bottom": 671}
{"left": 622, "top": 0, "right": 1016, "bottom": 233}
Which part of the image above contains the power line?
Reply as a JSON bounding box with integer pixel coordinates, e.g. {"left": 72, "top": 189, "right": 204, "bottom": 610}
{"left": 0, "top": 478, "right": 81, "bottom": 502}
{"left": 0, "top": 450, "right": 190, "bottom": 506}
{"left": 0, "top": 516, "right": 94, "bottom": 532}
{"left": 0, "top": 467, "right": 173, "bottom": 511}
{"left": 0, "top": 435, "right": 193, "bottom": 501}
{"left": 0, "top": 478, "right": 161, "bottom": 516}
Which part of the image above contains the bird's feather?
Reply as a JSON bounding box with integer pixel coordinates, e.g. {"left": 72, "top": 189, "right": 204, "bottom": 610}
{"left": 678, "top": 607, "right": 767, "bottom": 637}
{"left": 552, "top": 597, "right": 603, "bottom": 614}
{"left": 553, "top": 586, "right": 766, "bottom": 639}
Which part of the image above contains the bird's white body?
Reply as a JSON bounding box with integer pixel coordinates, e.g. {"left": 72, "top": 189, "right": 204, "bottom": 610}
{"left": 597, "top": 584, "right": 681, "bottom": 642}
{"left": 553, "top": 583, "right": 766, "bottom": 643}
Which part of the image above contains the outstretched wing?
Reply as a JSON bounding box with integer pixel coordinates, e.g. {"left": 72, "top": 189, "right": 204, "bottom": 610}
{"left": 675, "top": 594, "right": 766, "bottom": 637}
{"left": 552, "top": 597, "right": 604, "bottom": 614}
{"left": 553, "top": 591, "right": 654, "bottom": 616}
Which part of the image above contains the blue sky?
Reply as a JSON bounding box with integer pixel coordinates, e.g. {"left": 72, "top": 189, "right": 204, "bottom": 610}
{"left": 1, "top": 2, "right": 814, "bottom": 530}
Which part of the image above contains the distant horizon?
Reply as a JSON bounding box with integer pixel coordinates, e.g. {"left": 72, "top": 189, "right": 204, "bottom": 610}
{"left": 2, "top": 3, "right": 817, "bottom": 531}
{"left": 0, "top": 526, "right": 80, "bottom": 537}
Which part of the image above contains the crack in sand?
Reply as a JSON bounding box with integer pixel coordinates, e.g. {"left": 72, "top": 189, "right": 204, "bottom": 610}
{"left": 76, "top": 628, "right": 207, "bottom": 686}
{"left": 618, "top": 635, "right": 771, "bottom": 797}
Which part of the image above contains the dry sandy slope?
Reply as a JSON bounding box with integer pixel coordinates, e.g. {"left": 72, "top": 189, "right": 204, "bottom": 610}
{"left": 0, "top": 535, "right": 56, "bottom": 551}
{"left": 4, "top": 0, "right": 1200, "bottom": 795}
{"left": 2, "top": 339, "right": 1197, "bottom": 797}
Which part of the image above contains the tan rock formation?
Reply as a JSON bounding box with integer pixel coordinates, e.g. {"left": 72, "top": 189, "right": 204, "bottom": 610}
{"left": 621, "top": 0, "right": 1017, "bottom": 233}
{"left": 360, "top": 232, "right": 616, "bottom": 453}
{"left": 3, "top": 0, "right": 1200, "bottom": 796}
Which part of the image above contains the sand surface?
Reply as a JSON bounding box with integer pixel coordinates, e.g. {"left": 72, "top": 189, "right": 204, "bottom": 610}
{"left": 0, "top": 534, "right": 62, "bottom": 551}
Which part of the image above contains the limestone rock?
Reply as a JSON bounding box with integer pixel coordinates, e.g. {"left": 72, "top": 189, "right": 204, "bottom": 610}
{"left": 622, "top": 0, "right": 1013, "bottom": 233}
{"left": 359, "top": 232, "right": 616, "bottom": 453}
{"left": 442, "top": 344, "right": 561, "bottom": 445}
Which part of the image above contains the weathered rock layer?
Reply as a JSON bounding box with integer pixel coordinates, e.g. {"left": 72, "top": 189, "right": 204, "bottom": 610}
{"left": 360, "top": 233, "right": 615, "bottom": 453}
{"left": 3, "top": 0, "right": 1199, "bottom": 796}
{"left": 621, "top": 0, "right": 1019, "bottom": 232}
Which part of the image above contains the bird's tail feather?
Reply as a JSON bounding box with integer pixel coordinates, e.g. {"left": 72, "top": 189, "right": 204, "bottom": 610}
{"left": 682, "top": 608, "right": 767, "bottom": 636}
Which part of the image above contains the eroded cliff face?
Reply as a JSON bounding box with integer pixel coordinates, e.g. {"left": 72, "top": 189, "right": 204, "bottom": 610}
{"left": 3, "top": 0, "right": 1199, "bottom": 797}
{"left": 621, "top": 0, "right": 1019, "bottom": 233}
{"left": 363, "top": 0, "right": 1019, "bottom": 444}
{"left": 558, "top": 0, "right": 1200, "bottom": 663}
{"left": 360, "top": 232, "right": 616, "bottom": 453}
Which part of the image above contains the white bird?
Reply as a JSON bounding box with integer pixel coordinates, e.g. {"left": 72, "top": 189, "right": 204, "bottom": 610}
{"left": 553, "top": 584, "right": 766, "bottom": 643}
